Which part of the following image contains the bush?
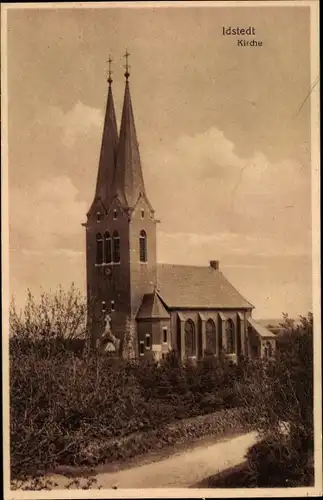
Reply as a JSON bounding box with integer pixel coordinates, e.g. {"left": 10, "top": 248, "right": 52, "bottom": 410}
{"left": 241, "top": 312, "right": 314, "bottom": 487}
{"left": 10, "top": 284, "right": 89, "bottom": 343}
{"left": 10, "top": 288, "right": 313, "bottom": 485}
{"left": 245, "top": 434, "right": 314, "bottom": 487}
{"left": 78, "top": 406, "right": 257, "bottom": 466}
{"left": 10, "top": 341, "right": 251, "bottom": 479}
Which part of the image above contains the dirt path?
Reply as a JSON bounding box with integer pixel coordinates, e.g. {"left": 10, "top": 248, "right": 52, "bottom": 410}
{"left": 42, "top": 431, "right": 258, "bottom": 489}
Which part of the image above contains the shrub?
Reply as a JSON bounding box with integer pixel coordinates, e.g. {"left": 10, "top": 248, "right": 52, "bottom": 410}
{"left": 241, "top": 312, "right": 314, "bottom": 487}
{"left": 245, "top": 434, "right": 314, "bottom": 487}
{"left": 10, "top": 341, "right": 252, "bottom": 480}
{"left": 11, "top": 288, "right": 312, "bottom": 484}
{"left": 78, "top": 406, "right": 258, "bottom": 466}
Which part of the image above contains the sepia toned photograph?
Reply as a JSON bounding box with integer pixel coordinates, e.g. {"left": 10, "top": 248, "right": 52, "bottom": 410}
{"left": 1, "top": 1, "right": 321, "bottom": 497}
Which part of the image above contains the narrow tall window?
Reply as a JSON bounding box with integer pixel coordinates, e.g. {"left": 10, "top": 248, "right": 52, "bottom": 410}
{"left": 113, "top": 209, "right": 117, "bottom": 220}
{"left": 141, "top": 209, "right": 145, "bottom": 219}
{"left": 112, "top": 230, "right": 120, "bottom": 263}
{"left": 139, "top": 341, "right": 144, "bottom": 356}
{"left": 104, "top": 231, "right": 112, "bottom": 264}
{"left": 96, "top": 233, "right": 103, "bottom": 265}
{"left": 145, "top": 334, "right": 151, "bottom": 349}
{"left": 163, "top": 327, "right": 168, "bottom": 343}
{"left": 110, "top": 300, "right": 115, "bottom": 312}
{"left": 205, "top": 319, "right": 217, "bottom": 355}
{"left": 267, "top": 341, "right": 273, "bottom": 357}
{"left": 96, "top": 212, "right": 101, "bottom": 223}
{"left": 226, "top": 319, "right": 236, "bottom": 354}
{"left": 101, "top": 301, "right": 106, "bottom": 313}
{"left": 139, "top": 230, "right": 147, "bottom": 262}
{"left": 264, "top": 341, "right": 273, "bottom": 358}
{"left": 184, "top": 319, "right": 196, "bottom": 358}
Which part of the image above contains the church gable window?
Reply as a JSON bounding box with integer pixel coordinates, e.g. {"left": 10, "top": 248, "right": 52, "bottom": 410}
{"left": 113, "top": 209, "right": 118, "bottom": 220}
{"left": 104, "top": 232, "right": 112, "bottom": 264}
{"left": 112, "top": 230, "right": 120, "bottom": 263}
{"left": 96, "top": 233, "right": 103, "bottom": 265}
{"left": 96, "top": 212, "right": 101, "bottom": 223}
{"left": 139, "top": 230, "right": 147, "bottom": 262}
{"left": 141, "top": 209, "right": 145, "bottom": 219}
{"left": 205, "top": 319, "right": 217, "bottom": 355}
{"left": 184, "top": 319, "right": 196, "bottom": 358}
{"left": 226, "top": 319, "right": 236, "bottom": 354}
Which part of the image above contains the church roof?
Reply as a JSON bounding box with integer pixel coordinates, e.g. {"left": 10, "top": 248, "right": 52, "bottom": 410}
{"left": 247, "top": 318, "right": 277, "bottom": 339}
{"left": 112, "top": 76, "right": 147, "bottom": 208}
{"left": 136, "top": 291, "right": 171, "bottom": 320}
{"left": 93, "top": 80, "right": 118, "bottom": 211}
{"left": 156, "top": 264, "right": 254, "bottom": 310}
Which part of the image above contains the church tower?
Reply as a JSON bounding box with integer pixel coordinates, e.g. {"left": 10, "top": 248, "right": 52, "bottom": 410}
{"left": 85, "top": 53, "right": 158, "bottom": 352}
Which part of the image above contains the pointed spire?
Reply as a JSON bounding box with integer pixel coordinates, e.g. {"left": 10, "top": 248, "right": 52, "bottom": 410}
{"left": 94, "top": 56, "right": 118, "bottom": 209}
{"left": 112, "top": 52, "right": 146, "bottom": 208}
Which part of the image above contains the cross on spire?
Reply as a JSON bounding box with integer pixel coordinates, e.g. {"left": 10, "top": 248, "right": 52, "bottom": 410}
{"left": 107, "top": 55, "right": 113, "bottom": 85}
{"left": 124, "top": 49, "right": 130, "bottom": 80}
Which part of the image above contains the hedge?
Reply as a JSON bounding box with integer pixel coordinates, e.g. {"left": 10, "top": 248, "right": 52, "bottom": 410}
{"left": 78, "top": 406, "right": 258, "bottom": 466}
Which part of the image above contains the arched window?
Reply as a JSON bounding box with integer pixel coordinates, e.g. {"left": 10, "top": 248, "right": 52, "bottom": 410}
{"left": 205, "top": 319, "right": 217, "bottom": 355}
{"left": 226, "top": 319, "right": 236, "bottom": 354}
{"left": 184, "top": 319, "right": 196, "bottom": 358}
{"left": 112, "top": 230, "right": 120, "bottom": 263}
{"left": 96, "top": 233, "right": 103, "bottom": 265}
{"left": 139, "top": 230, "right": 147, "bottom": 262}
{"left": 104, "top": 232, "right": 112, "bottom": 264}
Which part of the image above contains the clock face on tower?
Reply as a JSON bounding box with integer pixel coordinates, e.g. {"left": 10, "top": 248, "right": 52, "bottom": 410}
{"left": 105, "top": 267, "right": 112, "bottom": 277}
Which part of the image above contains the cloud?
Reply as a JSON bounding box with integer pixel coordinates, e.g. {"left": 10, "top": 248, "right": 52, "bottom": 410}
{"left": 46, "top": 101, "right": 103, "bottom": 148}
{"left": 175, "top": 127, "right": 244, "bottom": 179}
{"left": 221, "top": 264, "right": 266, "bottom": 269}
{"left": 18, "top": 248, "right": 84, "bottom": 258}
{"left": 10, "top": 176, "right": 87, "bottom": 252}
{"left": 8, "top": 118, "right": 311, "bottom": 318}
{"left": 143, "top": 126, "right": 311, "bottom": 249}
{"left": 157, "top": 230, "right": 309, "bottom": 268}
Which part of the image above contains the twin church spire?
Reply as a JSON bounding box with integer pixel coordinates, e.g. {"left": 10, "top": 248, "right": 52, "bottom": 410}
{"left": 92, "top": 51, "right": 147, "bottom": 214}
{"left": 94, "top": 56, "right": 118, "bottom": 208}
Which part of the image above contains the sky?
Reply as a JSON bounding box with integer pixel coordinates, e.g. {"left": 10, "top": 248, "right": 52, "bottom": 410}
{"left": 6, "top": 4, "right": 313, "bottom": 319}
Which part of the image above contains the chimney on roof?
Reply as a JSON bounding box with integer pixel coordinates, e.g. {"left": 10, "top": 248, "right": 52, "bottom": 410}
{"left": 210, "top": 260, "right": 220, "bottom": 270}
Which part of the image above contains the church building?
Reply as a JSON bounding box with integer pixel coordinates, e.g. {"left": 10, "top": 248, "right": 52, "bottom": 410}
{"left": 84, "top": 55, "right": 276, "bottom": 362}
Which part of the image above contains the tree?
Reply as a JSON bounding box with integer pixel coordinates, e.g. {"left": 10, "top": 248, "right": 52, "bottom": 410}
{"left": 240, "top": 312, "right": 314, "bottom": 486}
{"left": 10, "top": 284, "right": 91, "bottom": 356}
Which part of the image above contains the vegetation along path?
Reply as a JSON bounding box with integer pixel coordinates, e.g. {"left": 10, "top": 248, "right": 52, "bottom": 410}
{"left": 46, "top": 431, "right": 258, "bottom": 489}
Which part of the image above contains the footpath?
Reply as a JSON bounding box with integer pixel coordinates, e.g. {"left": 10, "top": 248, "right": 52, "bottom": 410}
{"left": 40, "top": 431, "right": 258, "bottom": 489}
